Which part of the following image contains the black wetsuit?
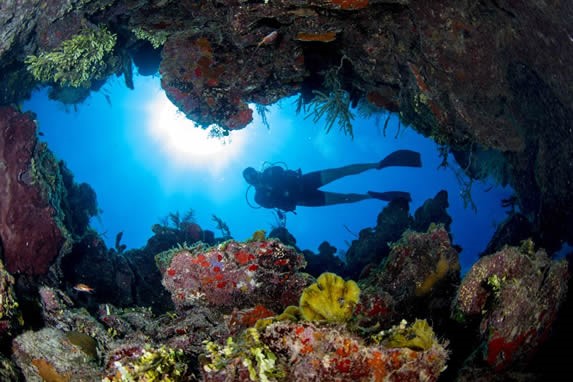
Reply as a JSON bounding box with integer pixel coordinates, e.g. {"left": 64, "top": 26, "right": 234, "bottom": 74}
{"left": 253, "top": 166, "right": 325, "bottom": 212}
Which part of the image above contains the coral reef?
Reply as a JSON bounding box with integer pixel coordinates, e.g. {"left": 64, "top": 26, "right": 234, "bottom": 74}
{"left": 345, "top": 191, "right": 452, "bottom": 279}
{"left": 25, "top": 26, "right": 117, "bottom": 88}
{"left": 158, "top": 239, "right": 310, "bottom": 313}
{"left": 0, "top": 259, "right": 21, "bottom": 341}
{"left": 12, "top": 327, "right": 102, "bottom": 381}
{"left": 60, "top": 213, "right": 221, "bottom": 314}
{"left": 0, "top": 232, "right": 567, "bottom": 381}
{"left": 103, "top": 344, "right": 189, "bottom": 382}
{"left": 1, "top": 0, "right": 572, "bottom": 254}
{"left": 38, "top": 286, "right": 110, "bottom": 349}
{"left": 202, "top": 320, "right": 449, "bottom": 382}
{"left": 453, "top": 242, "right": 569, "bottom": 371}
{"left": 0, "top": 1, "right": 572, "bottom": 380}
{"left": 0, "top": 106, "right": 71, "bottom": 275}
{"left": 344, "top": 198, "right": 412, "bottom": 278}
{"left": 360, "top": 225, "right": 460, "bottom": 330}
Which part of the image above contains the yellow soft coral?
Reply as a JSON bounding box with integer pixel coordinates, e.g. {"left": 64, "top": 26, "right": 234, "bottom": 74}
{"left": 415, "top": 254, "right": 450, "bottom": 296}
{"left": 299, "top": 272, "right": 360, "bottom": 323}
{"left": 379, "top": 319, "right": 437, "bottom": 351}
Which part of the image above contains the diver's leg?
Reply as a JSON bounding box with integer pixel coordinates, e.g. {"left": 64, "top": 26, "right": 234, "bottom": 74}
{"left": 306, "top": 163, "right": 378, "bottom": 187}
{"left": 296, "top": 189, "right": 370, "bottom": 207}
{"left": 298, "top": 190, "right": 407, "bottom": 207}
{"left": 322, "top": 192, "right": 371, "bottom": 206}
{"left": 308, "top": 150, "right": 421, "bottom": 186}
{"left": 320, "top": 191, "right": 411, "bottom": 205}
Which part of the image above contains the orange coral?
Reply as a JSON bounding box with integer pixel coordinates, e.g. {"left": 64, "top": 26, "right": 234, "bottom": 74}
{"left": 368, "top": 351, "right": 387, "bottom": 382}
{"left": 295, "top": 32, "right": 337, "bottom": 42}
{"left": 31, "top": 359, "right": 71, "bottom": 382}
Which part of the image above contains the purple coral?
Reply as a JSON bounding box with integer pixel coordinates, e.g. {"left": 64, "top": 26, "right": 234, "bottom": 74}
{"left": 0, "top": 107, "right": 69, "bottom": 275}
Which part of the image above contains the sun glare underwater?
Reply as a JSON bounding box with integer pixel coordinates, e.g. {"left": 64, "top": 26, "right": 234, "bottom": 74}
{"left": 24, "top": 73, "right": 512, "bottom": 273}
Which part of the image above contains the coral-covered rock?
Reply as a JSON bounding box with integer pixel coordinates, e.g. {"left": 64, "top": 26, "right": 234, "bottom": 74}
{"left": 361, "top": 225, "right": 460, "bottom": 329}
{"left": 302, "top": 241, "right": 346, "bottom": 278}
{"left": 0, "top": 353, "right": 20, "bottom": 381}
{"left": 202, "top": 320, "right": 449, "bottom": 382}
{"left": 96, "top": 302, "right": 228, "bottom": 371}
{"left": 0, "top": 259, "right": 20, "bottom": 340}
{"left": 345, "top": 198, "right": 412, "bottom": 278}
{"left": 480, "top": 212, "right": 536, "bottom": 257}
{"left": 160, "top": 32, "right": 255, "bottom": 130}
{"left": 345, "top": 192, "right": 454, "bottom": 280}
{"left": 353, "top": 289, "right": 395, "bottom": 330}
{"left": 158, "top": 239, "right": 310, "bottom": 313}
{"left": 412, "top": 190, "right": 452, "bottom": 233}
{"left": 379, "top": 225, "right": 459, "bottom": 299}
{"left": 1, "top": 0, "right": 572, "bottom": 269}
{"left": 157, "top": 1, "right": 309, "bottom": 131}
{"left": 38, "top": 286, "right": 111, "bottom": 351}
{"left": 102, "top": 343, "right": 191, "bottom": 382}
{"left": 0, "top": 106, "right": 71, "bottom": 275}
{"left": 453, "top": 243, "right": 569, "bottom": 371}
{"left": 12, "top": 327, "right": 102, "bottom": 381}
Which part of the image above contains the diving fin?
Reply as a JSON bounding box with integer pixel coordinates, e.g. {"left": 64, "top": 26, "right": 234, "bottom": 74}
{"left": 378, "top": 150, "right": 422, "bottom": 169}
{"left": 368, "top": 191, "right": 412, "bottom": 202}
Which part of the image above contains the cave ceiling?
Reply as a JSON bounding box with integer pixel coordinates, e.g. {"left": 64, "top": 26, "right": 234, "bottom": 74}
{"left": 1, "top": 0, "right": 572, "bottom": 251}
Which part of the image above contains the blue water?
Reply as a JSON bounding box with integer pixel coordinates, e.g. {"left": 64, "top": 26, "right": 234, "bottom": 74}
{"left": 23, "top": 74, "right": 512, "bottom": 273}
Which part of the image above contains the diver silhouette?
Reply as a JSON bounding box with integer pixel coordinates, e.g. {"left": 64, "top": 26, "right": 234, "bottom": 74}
{"left": 243, "top": 149, "right": 422, "bottom": 213}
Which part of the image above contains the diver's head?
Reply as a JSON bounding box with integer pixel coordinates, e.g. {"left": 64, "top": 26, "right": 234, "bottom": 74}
{"left": 243, "top": 167, "right": 260, "bottom": 185}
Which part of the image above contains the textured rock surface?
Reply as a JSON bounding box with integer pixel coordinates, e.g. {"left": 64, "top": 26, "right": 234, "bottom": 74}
{"left": 12, "top": 327, "right": 101, "bottom": 381}
{"left": 453, "top": 245, "right": 569, "bottom": 371}
{"left": 159, "top": 239, "right": 310, "bottom": 314}
{"left": 0, "top": 107, "right": 70, "bottom": 275}
{"left": 202, "top": 320, "right": 449, "bottom": 382}
{"left": 345, "top": 191, "right": 452, "bottom": 278}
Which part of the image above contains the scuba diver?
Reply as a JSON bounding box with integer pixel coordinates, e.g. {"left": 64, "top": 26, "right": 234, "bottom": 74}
{"left": 243, "top": 149, "right": 422, "bottom": 213}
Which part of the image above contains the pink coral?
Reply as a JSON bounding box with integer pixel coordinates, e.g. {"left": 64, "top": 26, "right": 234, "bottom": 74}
{"left": 161, "top": 239, "right": 309, "bottom": 313}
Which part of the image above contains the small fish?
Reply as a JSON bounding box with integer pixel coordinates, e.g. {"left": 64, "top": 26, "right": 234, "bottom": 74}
{"left": 73, "top": 283, "right": 95, "bottom": 293}
{"left": 257, "top": 31, "right": 278, "bottom": 48}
